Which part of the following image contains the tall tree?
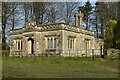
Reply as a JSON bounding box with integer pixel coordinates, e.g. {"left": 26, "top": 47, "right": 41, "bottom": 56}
{"left": 59, "top": 2, "right": 79, "bottom": 25}
{"left": 33, "top": 2, "right": 40, "bottom": 25}
{"left": 113, "top": 1, "right": 120, "bottom": 49}
{"left": 79, "top": 0, "right": 93, "bottom": 30}
{"left": 23, "top": 2, "right": 29, "bottom": 27}
{"left": 2, "top": 2, "right": 17, "bottom": 43}
{"left": 11, "top": 2, "right": 18, "bottom": 30}
{"left": 45, "top": 2, "right": 58, "bottom": 24}
{"left": 33, "top": 2, "right": 47, "bottom": 25}
{"left": 95, "top": 2, "right": 107, "bottom": 39}
{"left": 95, "top": 2, "right": 119, "bottom": 39}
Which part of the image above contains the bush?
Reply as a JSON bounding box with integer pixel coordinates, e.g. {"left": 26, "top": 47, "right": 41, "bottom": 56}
{"left": 0, "top": 42, "right": 8, "bottom": 50}
{"left": 107, "top": 53, "right": 118, "bottom": 60}
{"left": 2, "top": 50, "right": 10, "bottom": 57}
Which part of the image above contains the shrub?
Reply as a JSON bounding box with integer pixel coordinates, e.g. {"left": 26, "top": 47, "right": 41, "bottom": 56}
{"left": 2, "top": 50, "right": 10, "bottom": 57}
{"left": 1, "top": 42, "right": 8, "bottom": 50}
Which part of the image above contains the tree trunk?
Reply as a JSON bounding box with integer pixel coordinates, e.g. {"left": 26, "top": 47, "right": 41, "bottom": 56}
{"left": 2, "top": 21, "right": 6, "bottom": 43}
{"left": 33, "top": 2, "right": 40, "bottom": 25}
{"left": 96, "top": 15, "right": 98, "bottom": 38}
{"left": 86, "top": 17, "right": 89, "bottom": 30}
{"left": 24, "top": 3, "right": 28, "bottom": 27}
{"left": 12, "top": 9, "right": 15, "bottom": 30}
{"left": 100, "top": 18, "right": 104, "bottom": 39}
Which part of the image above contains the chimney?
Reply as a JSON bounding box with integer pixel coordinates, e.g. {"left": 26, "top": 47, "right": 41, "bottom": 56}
{"left": 74, "top": 11, "right": 83, "bottom": 29}
{"left": 79, "top": 11, "right": 83, "bottom": 29}
{"left": 75, "top": 13, "right": 79, "bottom": 27}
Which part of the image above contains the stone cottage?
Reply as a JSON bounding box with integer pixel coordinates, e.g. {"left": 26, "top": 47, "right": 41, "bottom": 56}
{"left": 10, "top": 11, "right": 103, "bottom": 57}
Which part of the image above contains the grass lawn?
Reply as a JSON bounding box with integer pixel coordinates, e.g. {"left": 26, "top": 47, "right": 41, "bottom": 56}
{"left": 2, "top": 55, "right": 119, "bottom": 78}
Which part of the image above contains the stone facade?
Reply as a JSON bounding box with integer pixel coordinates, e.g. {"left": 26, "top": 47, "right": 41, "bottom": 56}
{"left": 10, "top": 11, "right": 103, "bottom": 57}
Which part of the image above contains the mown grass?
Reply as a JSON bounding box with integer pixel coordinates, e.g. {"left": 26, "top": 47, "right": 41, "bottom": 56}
{"left": 2, "top": 55, "right": 119, "bottom": 78}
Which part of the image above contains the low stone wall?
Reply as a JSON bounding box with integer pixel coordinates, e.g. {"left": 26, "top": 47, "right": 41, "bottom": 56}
{"left": 9, "top": 49, "right": 103, "bottom": 57}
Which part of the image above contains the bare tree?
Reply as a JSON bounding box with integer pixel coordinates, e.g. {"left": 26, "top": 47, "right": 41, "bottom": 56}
{"left": 32, "top": 2, "right": 48, "bottom": 25}
{"left": 2, "top": 2, "right": 17, "bottom": 43}
{"left": 61, "top": 2, "right": 79, "bottom": 25}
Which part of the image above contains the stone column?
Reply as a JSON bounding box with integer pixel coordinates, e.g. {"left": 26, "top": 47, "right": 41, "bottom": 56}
{"left": 69, "top": 38, "right": 71, "bottom": 49}
{"left": 74, "top": 38, "right": 76, "bottom": 49}
{"left": 16, "top": 40, "right": 18, "bottom": 50}
{"left": 14, "top": 40, "right": 16, "bottom": 50}
{"left": 92, "top": 39, "right": 95, "bottom": 49}
{"left": 22, "top": 36, "right": 26, "bottom": 54}
{"left": 87, "top": 40, "right": 90, "bottom": 56}
{"left": 90, "top": 40, "right": 92, "bottom": 49}
{"left": 70, "top": 38, "right": 72, "bottom": 49}
{"left": 88, "top": 40, "right": 90, "bottom": 49}
{"left": 68, "top": 38, "right": 69, "bottom": 49}
{"left": 37, "top": 41, "right": 39, "bottom": 51}
{"left": 52, "top": 37, "right": 54, "bottom": 49}
{"left": 56, "top": 38, "right": 58, "bottom": 49}
{"left": 13, "top": 40, "right": 15, "bottom": 51}
{"left": 72, "top": 39, "right": 74, "bottom": 49}
{"left": 28, "top": 40, "right": 31, "bottom": 54}
{"left": 45, "top": 37, "right": 47, "bottom": 49}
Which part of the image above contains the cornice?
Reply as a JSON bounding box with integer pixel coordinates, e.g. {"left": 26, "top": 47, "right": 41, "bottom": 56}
{"left": 10, "top": 23, "right": 94, "bottom": 36}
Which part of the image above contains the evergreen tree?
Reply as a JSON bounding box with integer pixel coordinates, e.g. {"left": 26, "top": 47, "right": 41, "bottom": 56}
{"left": 78, "top": 0, "right": 93, "bottom": 30}
{"left": 113, "top": 1, "right": 120, "bottom": 49}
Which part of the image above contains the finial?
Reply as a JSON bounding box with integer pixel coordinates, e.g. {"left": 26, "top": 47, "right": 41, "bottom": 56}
{"left": 27, "top": 15, "right": 36, "bottom": 26}
{"left": 87, "top": 0, "right": 90, "bottom": 2}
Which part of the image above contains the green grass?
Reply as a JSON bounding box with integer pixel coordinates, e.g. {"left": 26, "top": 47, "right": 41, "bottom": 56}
{"left": 2, "top": 56, "right": 119, "bottom": 78}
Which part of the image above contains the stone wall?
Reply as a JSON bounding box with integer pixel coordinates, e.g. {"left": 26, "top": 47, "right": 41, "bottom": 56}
{"left": 62, "top": 30, "right": 95, "bottom": 57}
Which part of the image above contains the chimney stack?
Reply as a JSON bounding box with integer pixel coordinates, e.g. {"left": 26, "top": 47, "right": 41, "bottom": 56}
{"left": 74, "top": 11, "right": 83, "bottom": 29}
{"left": 79, "top": 11, "right": 82, "bottom": 29}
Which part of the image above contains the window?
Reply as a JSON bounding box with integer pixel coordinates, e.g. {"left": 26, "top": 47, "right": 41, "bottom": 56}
{"left": 84, "top": 39, "right": 90, "bottom": 50}
{"left": 16, "top": 40, "right": 22, "bottom": 50}
{"left": 68, "top": 37, "right": 76, "bottom": 49}
{"left": 46, "top": 37, "right": 58, "bottom": 49}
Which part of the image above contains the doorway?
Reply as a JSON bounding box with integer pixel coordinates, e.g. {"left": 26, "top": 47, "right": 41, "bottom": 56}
{"left": 28, "top": 37, "right": 34, "bottom": 54}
